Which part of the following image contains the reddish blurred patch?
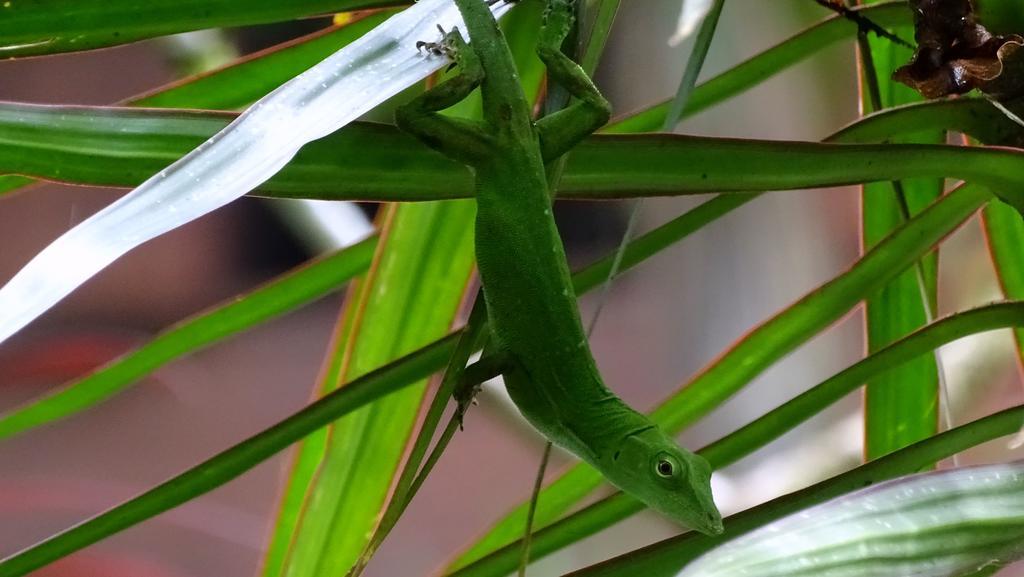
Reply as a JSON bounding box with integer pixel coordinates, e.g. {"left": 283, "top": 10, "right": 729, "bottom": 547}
{"left": 35, "top": 552, "right": 181, "bottom": 577}
{"left": 0, "top": 331, "right": 140, "bottom": 386}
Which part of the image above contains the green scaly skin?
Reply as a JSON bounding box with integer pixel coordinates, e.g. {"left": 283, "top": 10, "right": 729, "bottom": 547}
{"left": 396, "top": 0, "right": 723, "bottom": 535}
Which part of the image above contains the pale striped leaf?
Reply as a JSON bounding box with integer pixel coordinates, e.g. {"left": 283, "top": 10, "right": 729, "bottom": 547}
{"left": 678, "top": 461, "right": 1024, "bottom": 577}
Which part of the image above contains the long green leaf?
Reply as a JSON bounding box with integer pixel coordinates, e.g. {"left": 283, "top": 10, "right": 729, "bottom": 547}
{"left": 578, "top": 0, "right": 621, "bottom": 77}
{"left": 863, "top": 192, "right": 939, "bottom": 459}
{"left": 857, "top": 0, "right": 941, "bottom": 461}
{"left": 828, "top": 98, "right": 1022, "bottom": 145}
{"left": 603, "top": 2, "right": 910, "bottom": 133}
{"left": 662, "top": 0, "right": 724, "bottom": 131}
{"left": 268, "top": 201, "right": 476, "bottom": 577}
{"left": 446, "top": 183, "right": 992, "bottom": 576}
{"left": 983, "top": 201, "right": 1024, "bottom": 362}
{"left": 700, "top": 302, "right": 1024, "bottom": 471}
{"left": 0, "top": 0, "right": 398, "bottom": 57}
{"left": 5, "top": 104, "right": 1024, "bottom": 202}
{"left": 567, "top": 404, "right": 1024, "bottom": 577}
{"left": 0, "top": 333, "right": 459, "bottom": 577}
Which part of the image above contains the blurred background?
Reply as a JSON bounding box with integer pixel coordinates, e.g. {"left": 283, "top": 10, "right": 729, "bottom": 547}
{"left": 0, "top": 1, "right": 1020, "bottom": 576}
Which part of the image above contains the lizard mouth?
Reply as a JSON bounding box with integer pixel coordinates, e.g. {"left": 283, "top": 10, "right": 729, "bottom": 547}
{"left": 699, "top": 512, "right": 725, "bottom": 535}
{"left": 622, "top": 423, "right": 658, "bottom": 441}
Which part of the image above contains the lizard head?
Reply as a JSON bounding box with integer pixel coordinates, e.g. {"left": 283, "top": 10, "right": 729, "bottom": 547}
{"left": 606, "top": 427, "right": 724, "bottom": 535}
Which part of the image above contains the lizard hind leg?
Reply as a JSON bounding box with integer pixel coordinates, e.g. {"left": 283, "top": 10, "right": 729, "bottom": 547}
{"left": 535, "top": 0, "right": 613, "bottom": 163}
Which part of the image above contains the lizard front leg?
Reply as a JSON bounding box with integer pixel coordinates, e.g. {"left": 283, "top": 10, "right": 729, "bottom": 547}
{"left": 396, "top": 26, "right": 494, "bottom": 165}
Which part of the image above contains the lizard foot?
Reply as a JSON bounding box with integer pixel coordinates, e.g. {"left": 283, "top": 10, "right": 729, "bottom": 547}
{"left": 454, "top": 385, "right": 481, "bottom": 431}
{"left": 416, "top": 25, "right": 470, "bottom": 60}
{"left": 416, "top": 25, "right": 474, "bottom": 72}
{"left": 540, "top": 0, "right": 577, "bottom": 50}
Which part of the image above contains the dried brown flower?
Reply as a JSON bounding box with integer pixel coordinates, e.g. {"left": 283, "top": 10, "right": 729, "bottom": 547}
{"left": 894, "top": 0, "right": 1024, "bottom": 100}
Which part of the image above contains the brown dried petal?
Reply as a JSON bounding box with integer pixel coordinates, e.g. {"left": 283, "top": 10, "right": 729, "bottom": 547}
{"left": 894, "top": 33, "right": 1024, "bottom": 98}
{"left": 894, "top": 0, "right": 1024, "bottom": 99}
{"left": 979, "top": 39, "right": 1024, "bottom": 100}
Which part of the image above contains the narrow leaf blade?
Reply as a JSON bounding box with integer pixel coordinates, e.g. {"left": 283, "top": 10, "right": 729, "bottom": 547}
{"left": 859, "top": 0, "right": 941, "bottom": 461}
{"left": 0, "top": 0, "right": 397, "bottom": 57}
{"left": 269, "top": 201, "right": 476, "bottom": 577}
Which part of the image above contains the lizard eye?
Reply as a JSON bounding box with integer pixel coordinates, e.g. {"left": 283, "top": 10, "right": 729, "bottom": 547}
{"left": 654, "top": 453, "right": 681, "bottom": 478}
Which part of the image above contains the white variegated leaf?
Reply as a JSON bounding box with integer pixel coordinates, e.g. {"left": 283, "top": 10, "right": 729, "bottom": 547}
{"left": 0, "top": 0, "right": 511, "bottom": 347}
{"left": 679, "top": 461, "right": 1024, "bottom": 577}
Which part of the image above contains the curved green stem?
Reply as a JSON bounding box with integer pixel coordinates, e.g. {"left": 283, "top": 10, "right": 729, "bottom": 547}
{"left": 603, "top": 2, "right": 911, "bottom": 133}
{"left": 702, "top": 302, "right": 1024, "bottom": 468}
{"left": 5, "top": 103, "right": 1024, "bottom": 204}
{"left": 0, "top": 0, "right": 398, "bottom": 57}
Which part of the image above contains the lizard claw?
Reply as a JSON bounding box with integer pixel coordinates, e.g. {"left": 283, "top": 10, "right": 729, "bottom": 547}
{"left": 416, "top": 25, "right": 451, "bottom": 56}
{"left": 415, "top": 25, "right": 469, "bottom": 65}
{"left": 454, "top": 383, "right": 483, "bottom": 431}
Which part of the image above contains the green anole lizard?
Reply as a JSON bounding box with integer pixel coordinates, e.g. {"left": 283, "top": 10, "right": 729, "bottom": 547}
{"left": 396, "top": 0, "right": 724, "bottom": 535}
